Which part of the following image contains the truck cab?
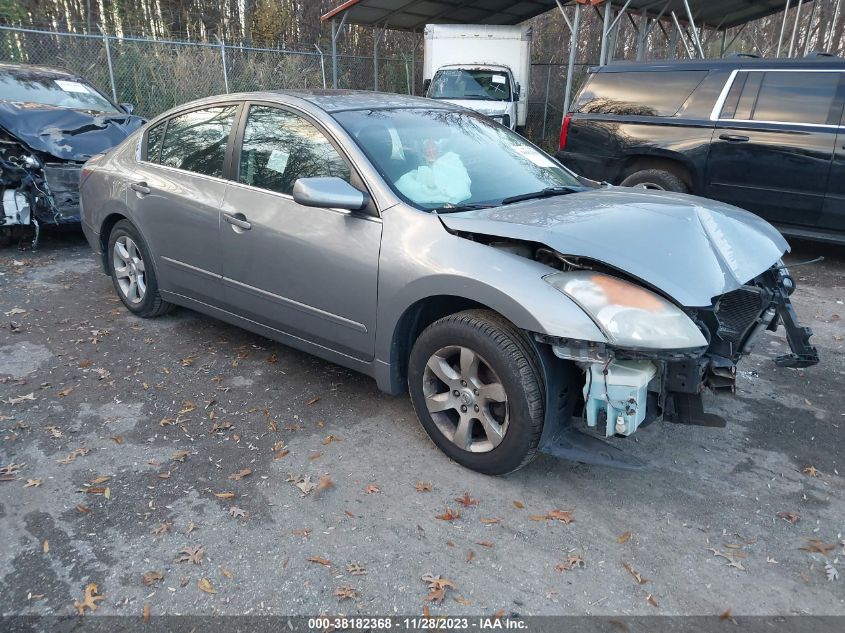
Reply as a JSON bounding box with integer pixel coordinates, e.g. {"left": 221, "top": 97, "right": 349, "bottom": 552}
{"left": 422, "top": 24, "right": 531, "bottom": 132}
{"left": 426, "top": 64, "right": 519, "bottom": 130}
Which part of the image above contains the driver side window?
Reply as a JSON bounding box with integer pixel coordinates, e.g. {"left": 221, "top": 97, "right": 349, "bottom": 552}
{"left": 238, "top": 105, "right": 350, "bottom": 196}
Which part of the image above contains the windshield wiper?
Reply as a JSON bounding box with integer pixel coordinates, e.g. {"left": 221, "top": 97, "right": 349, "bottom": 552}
{"left": 430, "top": 203, "right": 495, "bottom": 214}
{"left": 500, "top": 186, "right": 584, "bottom": 206}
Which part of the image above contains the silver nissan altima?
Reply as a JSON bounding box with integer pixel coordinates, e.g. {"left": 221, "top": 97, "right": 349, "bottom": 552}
{"left": 79, "top": 90, "right": 818, "bottom": 475}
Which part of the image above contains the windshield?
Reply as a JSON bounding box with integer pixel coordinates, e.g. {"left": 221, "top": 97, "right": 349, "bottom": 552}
{"left": 334, "top": 108, "right": 582, "bottom": 210}
{"left": 429, "top": 69, "right": 512, "bottom": 102}
{"left": 0, "top": 70, "right": 120, "bottom": 113}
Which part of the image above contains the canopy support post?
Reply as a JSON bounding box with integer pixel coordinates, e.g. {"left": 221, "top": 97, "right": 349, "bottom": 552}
{"left": 561, "top": 0, "right": 582, "bottom": 115}
{"left": 331, "top": 12, "right": 348, "bottom": 89}
{"left": 637, "top": 8, "right": 648, "bottom": 60}
{"left": 599, "top": 0, "right": 612, "bottom": 66}
{"left": 801, "top": 0, "right": 817, "bottom": 57}
{"left": 776, "top": 0, "right": 791, "bottom": 57}
{"left": 682, "top": 0, "right": 705, "bottom": 57}
{"left": 788, "top": 0, "right": 804, "bottom": 58}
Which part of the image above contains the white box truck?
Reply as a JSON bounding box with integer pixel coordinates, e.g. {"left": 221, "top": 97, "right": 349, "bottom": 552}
{"left": 422, "top": 24, "right": 531, "bottom": 131}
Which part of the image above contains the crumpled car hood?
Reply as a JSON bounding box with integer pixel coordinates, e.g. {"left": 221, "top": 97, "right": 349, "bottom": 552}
{"left": 440, "top": 187, "right": 789, "bottom": 307}
{"left": 0, "top": 101, "right": 143, "bottom": 161}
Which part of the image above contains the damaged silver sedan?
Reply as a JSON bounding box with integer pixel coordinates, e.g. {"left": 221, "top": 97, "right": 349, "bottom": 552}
{"left": 79, "top": 91, "right": 818, "bottom": 474}
{"left": 0, "top": 63, "right": 142, "bottom": 246}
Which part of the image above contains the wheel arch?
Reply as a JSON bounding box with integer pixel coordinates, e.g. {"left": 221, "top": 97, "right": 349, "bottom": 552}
{"left": 619, "top": 151, "right": 697, "bottom": 191}
{"left": 99, "top": 212, "right": 129, "bottom": 273}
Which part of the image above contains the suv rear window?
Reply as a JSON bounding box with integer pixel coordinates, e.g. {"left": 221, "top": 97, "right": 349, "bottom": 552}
{"left": 574, "top": 70, "right": 707, "bottom": 117}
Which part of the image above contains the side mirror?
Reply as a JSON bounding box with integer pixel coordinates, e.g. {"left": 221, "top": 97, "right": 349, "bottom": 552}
{"left": 120, "top": 103, "right": 135, "bottom": 114}
{"left": 293, "top": 177, "right": 368, "bottom": 211}
{"left": 422, "top": 78, "right": 431, "bottom": 95}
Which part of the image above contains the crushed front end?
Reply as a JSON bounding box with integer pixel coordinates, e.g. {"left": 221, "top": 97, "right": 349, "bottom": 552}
{"left": 535, "top": 263, "right": 818, "bottom": 469}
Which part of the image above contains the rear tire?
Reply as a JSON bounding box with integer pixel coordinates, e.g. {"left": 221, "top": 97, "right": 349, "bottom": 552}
{"left": 107, "top": 220, "right": 172, "bottom": 318}
{"left": 408, "top": 310, "right": 545, "bottom": 475}
{"left": 621, "top": 168, "right": 688, "bottom": 193}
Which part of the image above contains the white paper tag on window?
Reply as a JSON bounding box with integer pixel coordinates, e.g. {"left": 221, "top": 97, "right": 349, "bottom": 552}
{"left": 266, "top": 149, "right": 290, "bottom": 174}
{"left": 491, "top": 75, "right": 506, "bottom": 84}
{"left": 55, "top": 80, "right": 92, "bottom": 93}
{"left": 513, "top": 144, "right": 557, "bottom": 167}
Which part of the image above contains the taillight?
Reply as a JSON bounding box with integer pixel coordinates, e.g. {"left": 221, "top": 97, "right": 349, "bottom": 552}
{"left": 80, "top": 153, "right": 105, "bottom": 186}
{"left": 559, "top": 113, "right": 572, "bottom": 150}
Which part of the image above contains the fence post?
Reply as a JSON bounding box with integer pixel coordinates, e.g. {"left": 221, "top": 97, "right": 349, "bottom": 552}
{"left": 100, "top": 28, "right": 117, "bottom": 103}
{"left": 541, "top": 63, "right": 552, "bottom": 142}
{"left": 216, "top": 35, "right": 230, "bottom": 93}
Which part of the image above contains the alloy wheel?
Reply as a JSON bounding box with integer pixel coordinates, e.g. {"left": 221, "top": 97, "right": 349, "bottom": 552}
{"left": 112, "top": 235, "right": 146, "bottom": 304}
{"left": 422, "top": 345, "right": 509, "bottom": 453}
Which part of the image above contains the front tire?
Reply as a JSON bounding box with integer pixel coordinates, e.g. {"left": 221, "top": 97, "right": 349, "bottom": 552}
{"left": 620, "top": 168, "right": 688, "bottom": 193}
{"left": 107, "top": 220, "right": 172, "bottom": 318}
{"left": 408, "top": 310, "right": 545, "bottom": 475}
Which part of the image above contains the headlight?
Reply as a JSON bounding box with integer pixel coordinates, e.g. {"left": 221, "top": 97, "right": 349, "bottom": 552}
{"left": 545, "top": 271, "right": 707, "bottom": 349}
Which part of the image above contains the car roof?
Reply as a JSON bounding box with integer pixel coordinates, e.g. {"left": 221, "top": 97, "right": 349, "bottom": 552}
{"left": 0, "top": 62, "right": 82, "bottom": 79}
{"left": 594, "top": 56, "right": 845, "bottom": 73}
{"left": 162, "top": 89, "right": 456, "bottom": 117}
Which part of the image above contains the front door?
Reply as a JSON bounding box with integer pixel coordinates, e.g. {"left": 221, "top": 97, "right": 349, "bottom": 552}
{"left": 219, "top": 104, "right": 381, "bottom": 360}
{"left": 706, "top": 69, "right": 842, "bottom": 229}
{"left": 129, "top": 104, "right": 239, "bottom": 306}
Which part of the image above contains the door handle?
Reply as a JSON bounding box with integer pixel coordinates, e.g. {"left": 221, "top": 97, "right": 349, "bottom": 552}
{"left": 130, "top": 181, "right": 151, "bottom": 194}
{"left": 223, "top": 213, "right": 252, "bottom": 231}
{"left": 718, "top": 134, "right": 750, "bottom": 143}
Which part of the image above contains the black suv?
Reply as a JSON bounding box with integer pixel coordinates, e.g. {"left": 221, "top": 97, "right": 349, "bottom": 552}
{"left": 556, "top": 57, "right": 845, "bottom": 243}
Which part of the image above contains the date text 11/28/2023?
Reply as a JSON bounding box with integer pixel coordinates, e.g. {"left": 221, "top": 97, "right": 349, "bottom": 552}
{"left": 307, "top": 617, "right": 527, "bottom": 630}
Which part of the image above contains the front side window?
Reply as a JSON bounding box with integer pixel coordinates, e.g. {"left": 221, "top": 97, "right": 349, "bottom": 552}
{"left": 429, "top": 69, "right": 512, "bottom": 102}
{"left": 334, "top": 108, "right": 581, "bottom": 209}
{"left": 159, "top": 105, "right": 238, "bottom": 177}
{"left": 238, "top": 105, "right": 350, "bottom": 195}
{"left": 720, "top": 71, "right": 841, "bottom": 125}
{"left": 0, "top": 69, "right": 120, "bottom": 113}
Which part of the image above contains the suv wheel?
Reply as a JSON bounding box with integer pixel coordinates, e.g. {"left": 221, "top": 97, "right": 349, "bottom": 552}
{"left": 108, "top": 220, "right": 172, "bottom": 318}
{"left": 408, "top": 310, "right": 545, "bottom": 475}
{"left": 621, "top": 168, "right": 688, "bottom": 193}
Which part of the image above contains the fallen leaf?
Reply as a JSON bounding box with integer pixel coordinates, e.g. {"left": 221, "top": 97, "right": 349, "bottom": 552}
{"left": 76, "top": 504, "right": 91, "bottom": 513}
{"left": 73, "top": 582, "right": 104, "bottom": 615}
{"left": 321, "top": 435, "right": 340, "bottom": 445}
{"left": 213, "top": 492, "right": 235, "bottom": 500}
{"left": 421, "top": 573, "right": 456, "bottom": 602}
{"left": 556, "top": 555, "right": 585, "bottom": 571}
{"left": 364, "top": 483, "right": 380, "bottom": 494}
{"left": 57, "top": 447, "right": 89, "bottom": 464}
{"left": 435, "top": 507, "right": 461, "bottom": 521}
{"left": 228, "top": 506, "right": 246, "bottom": 518}
{"left": 307, "top": 555, "right": 331, "bottom": 566}
{"left": 292, "top": 528, "right": 311, "bottom": 538}
{"left": 159, "top": 417, "right": 177, "bottom": 427}
{"left": 347, "top": 563, "right": 366, "bottom": 575}
{"left": 151, "top": 522, "right": 172, "bottom": 536}
{"left": 171, "top": 450, "right": 190, "bottom": 462}
{"left": 802, "top": 465, "right": 821, "bottom": 477}
{"left": 616, "top": 531, "right": 632, "bottom": 544}
{"left": 492, "top": 609, "right": 506, "bottom": 620}
{"left": 455, "top": 491, "right": 479, "bottom": 507}
{"left": 801, "top": 539, "right": 835, "bottom": 556}
{"left": 85, "top": 487, "right": 107, "bottom": 495}
{"left": 480, "top": 517, "right": 500, "bottom": 525}
{"left": 476, "top": 540, "right": 494, "bottom": 548}
{"left": 466, "top": 549, "right": 475, "bottom": 563}
{"left": 825, "top": 562, "right": 839, "bottom": 581}
{"left": 5, "top": 392, "right": 36, "bottom": 405}
{"left": 776, "top": 511, "right": 800, "bottom": 524}
{"left": 415, "top": 481, "right": 433, "bottom": 493}
{"left": 42, "top": 539, "right": 49, "bottom": 553}
{"left": 221, "top": 568, "right": 234, "bottom": 579}
{"left": 186, "top": 521, "right": 198, "bottom": 534}
{"left": 227, "top": 468, "right": 252, "bottom": 481}
{"left": 178, "top": 400, "right": 196, "bottom": 414}
{"left": 308, "top": 451, "right": 322, "bottom": 461}
{"left": 720, "top": 609, "right": 735, "bottom": 623}
{"left": 305, "top": 396, "right": 320, "bottom": 405}
{"left": 333, "top": 584, "right": 358, "bottom": 600}
{"left": 513, "top": 500, "right": 524, "bottom": 509}
{"left": 111, "top": 435, "right": 123, "bottom": 444}
{"left": 143, "top": 602, "right": 151, "bottom": 622}
{"left": 708, "top": 548, "right": 746, "bottom": 571}
{"left": 24, "top": 479, "right": 42, "bottom": 488}
{"left": 58, "top": 386, "right": 74, "bottom": 397}
{"left": 197, "top": 578, "right": 216, "bottom": 594}
{"left": 141, "top": 571, "right": 164, "bottom": 586}
{"left": 622, "top": 561, "right": 648, "bottom": 584}
{"left": 646, "top": 593, "right": 658, "bottom": 608}
{"left": 546, "top": 509, "right": 575, "bottom": 523}
{"left": 175, "top": 545, "right": 205, "bottom": 564}
{"left": 454, "top": 596, "right": 471, "bottom": 606}
{"left": 317, "top": 474, "right": 334, "bottom": 492}
{"left": 287, "top": 474, "right": 317, "bottom": 496}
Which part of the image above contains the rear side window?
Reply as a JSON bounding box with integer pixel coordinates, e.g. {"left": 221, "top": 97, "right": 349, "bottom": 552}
{"left": 719, "top": 71, "right": 842, "bottom": 125}
{"left": 144, "top": 122, "right": 165, "bottom": 162}
{"left": 574, "top": 71, "right": 707, "bottom": 117}
{"left": 159, "top": 105, "right": 238, "bottom": 177}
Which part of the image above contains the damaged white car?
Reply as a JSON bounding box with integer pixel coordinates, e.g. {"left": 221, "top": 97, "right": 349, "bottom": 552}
{"left": 0, "top": 62, "right": 143, "bottom": 246}
{"left": 79, "top": 92, "right": 818, "bottom": 474}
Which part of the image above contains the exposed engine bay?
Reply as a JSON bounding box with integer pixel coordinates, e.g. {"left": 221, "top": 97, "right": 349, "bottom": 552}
{"left": 459, "top": 231, "right": 819, "bottom": 468}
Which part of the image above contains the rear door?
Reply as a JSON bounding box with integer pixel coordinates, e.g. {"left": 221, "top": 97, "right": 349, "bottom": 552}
{"left": 219, "top": 103, "right": 382, "bottom": 360}
{"left": 822, "top": 93, "right": 845, "bottom": 233}
{"left": 706, "top": 69, "right": 842, "bottom": 228}
{"left": 129, "top": 104, "right": 240, "bottom": 306}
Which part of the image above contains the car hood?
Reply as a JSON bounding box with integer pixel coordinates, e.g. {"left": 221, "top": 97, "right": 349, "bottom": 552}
{"left": 440, "top": 187, "right": 789, "bottom": 307}
{"left": 0, "top": 101, "right": 144, "bottom": 161}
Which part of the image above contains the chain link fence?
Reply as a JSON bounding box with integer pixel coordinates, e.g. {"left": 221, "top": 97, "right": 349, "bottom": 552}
{"left": 0, "top": 24, "right": 583, "bottom": 150}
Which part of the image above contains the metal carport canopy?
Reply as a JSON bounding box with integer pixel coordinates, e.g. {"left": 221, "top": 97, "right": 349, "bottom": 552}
{"left": 320, "top": 0, "right": 802, "bottom": 31}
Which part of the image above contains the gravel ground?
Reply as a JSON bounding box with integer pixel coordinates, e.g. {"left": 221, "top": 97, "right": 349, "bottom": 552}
{"left": 0, "top": 232, "right": 843, "bottom": 619}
